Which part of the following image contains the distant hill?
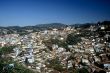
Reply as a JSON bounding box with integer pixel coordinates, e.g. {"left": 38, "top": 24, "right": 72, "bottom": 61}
{"left": 36, "top": 23, "right": 67, "bottom": 29}
{"left": 0, "top": 23, "right": 67, "bottom": 35}
{"left": 98, "top": 21, "right": 110, "bottom": 31}
{"left": 100, "top": 21, "right": 110, "bottom": 25}
{"left": 70, "top": 23, "right": 96, "bottom": 28}
{"left": 0, "top": 21, "right": 110, "bottom": 35}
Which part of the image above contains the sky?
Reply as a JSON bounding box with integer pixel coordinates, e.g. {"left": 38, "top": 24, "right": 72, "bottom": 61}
{"left": 0, "top": 0, "right": 110, "bottom": 26}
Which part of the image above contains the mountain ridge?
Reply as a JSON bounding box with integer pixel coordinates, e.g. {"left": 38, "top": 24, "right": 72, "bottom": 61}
{"left": 0, "top": 21, "right": 110, "bottom": 35}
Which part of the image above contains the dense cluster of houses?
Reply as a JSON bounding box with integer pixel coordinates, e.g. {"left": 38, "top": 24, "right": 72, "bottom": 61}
{"left": 0, "top": 25, "right": 110, "bottom": 73}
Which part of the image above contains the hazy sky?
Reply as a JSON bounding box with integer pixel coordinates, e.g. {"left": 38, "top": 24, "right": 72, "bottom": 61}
{"left": 0, "top": 0, "right": 110, "bottom": 26}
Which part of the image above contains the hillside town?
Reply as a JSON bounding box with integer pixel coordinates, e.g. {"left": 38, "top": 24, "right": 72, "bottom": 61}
{"left": 0, "top": 22, "right": 110, "bottom": 73}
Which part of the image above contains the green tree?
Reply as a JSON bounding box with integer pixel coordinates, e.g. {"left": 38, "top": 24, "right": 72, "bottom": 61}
{"left": 66, "top": 33, "right": 82, "bottom": 45}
